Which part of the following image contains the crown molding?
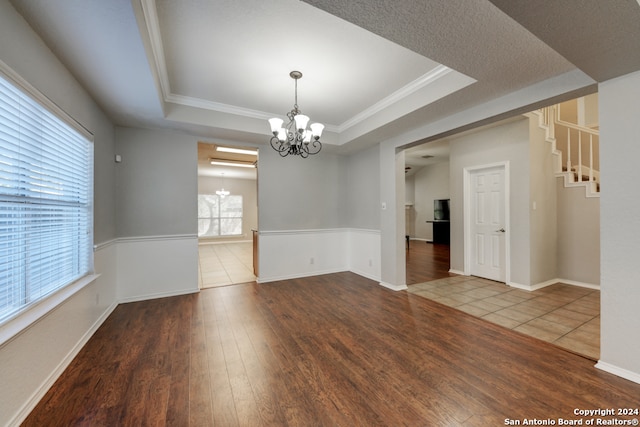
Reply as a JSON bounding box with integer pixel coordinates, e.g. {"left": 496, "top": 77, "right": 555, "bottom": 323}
{"left": 337, "top": 65, "right": 453, "bottom": 132}
{"left": 165, "top": 93, "right": 274, "bottom": 121}
{"left": 139, "top": 0, "right": 455, "bottom": 137}
{"left": 140, "top": 0, "right": 171, "bottom": 102}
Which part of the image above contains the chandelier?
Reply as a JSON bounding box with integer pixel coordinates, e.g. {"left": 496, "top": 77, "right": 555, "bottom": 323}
{"left": 215, "top": 173, "right": 230, "bottom": 198}
{"left": 268, "top": 71, "right": 323, "bottom": 158}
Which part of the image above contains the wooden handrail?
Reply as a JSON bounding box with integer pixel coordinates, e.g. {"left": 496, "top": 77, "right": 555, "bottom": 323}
{"left": 553, "top": 118, "right": 599, "bottom": 136}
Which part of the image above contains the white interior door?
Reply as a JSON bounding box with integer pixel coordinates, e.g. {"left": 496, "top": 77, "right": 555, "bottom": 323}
{"left": 469, "top": 165, "right": 506, "bottom": 282}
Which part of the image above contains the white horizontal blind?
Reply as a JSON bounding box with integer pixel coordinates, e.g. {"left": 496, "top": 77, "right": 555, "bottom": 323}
{"left": 0, "top": 72, "right": 93, "bottom": 324}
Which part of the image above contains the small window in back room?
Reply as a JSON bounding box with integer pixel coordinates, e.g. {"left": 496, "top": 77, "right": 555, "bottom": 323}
{"left": 197, "top": 194, "right": 243, "bottom": 237}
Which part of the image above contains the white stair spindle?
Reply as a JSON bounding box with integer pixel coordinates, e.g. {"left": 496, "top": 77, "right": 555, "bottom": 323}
{"left": 538, "top": 102, "right": 599, "bottom": 195}
{"left": 578, "top": 131, "right": 583, "bottom": 183}
{"left": 567, "top": 128, "right": 572, "bottom": 180}
{"left": 589, "top": 134, "right": 594, "bottom": 182}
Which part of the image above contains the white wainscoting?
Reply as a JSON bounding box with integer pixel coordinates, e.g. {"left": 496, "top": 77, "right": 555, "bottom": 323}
{"left": 3, "top": 230, "right": 378, "bottom": 425}
{"left": 3, "top": 242, "right": 120, "bottom": 427}
{"left": 116, "top": 234, "right": 200, "bottom": 302}
{"left": 257, "top": 228, "right": 381, "bottom": 283}
{"left": 348, "top": 228, "right": 381, "bottom": 282}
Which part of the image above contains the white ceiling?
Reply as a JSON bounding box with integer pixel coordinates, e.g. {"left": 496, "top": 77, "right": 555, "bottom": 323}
{"left": 9, "top": 0, "right": 640, "bottom": 175}
{"left": 154, "top": 0, "right": 450, "bottom": 129}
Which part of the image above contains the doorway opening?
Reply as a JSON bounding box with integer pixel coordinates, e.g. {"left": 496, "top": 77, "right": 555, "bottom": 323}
{"left": 196, "top": 142, "right": 258, "bottom": 288}
{"left": 402, "top": 99, "right": 601, "bottom": 360}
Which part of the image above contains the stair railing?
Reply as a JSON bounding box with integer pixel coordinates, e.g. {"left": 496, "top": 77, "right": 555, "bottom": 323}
{"left": 557, "top": 120, "right": 599, "bottom": 185}
{"left": 540, "top": 105, "right": 600, "bottom": 188}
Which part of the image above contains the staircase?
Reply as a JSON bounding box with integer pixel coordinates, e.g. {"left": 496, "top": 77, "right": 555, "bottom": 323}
{"left": 535, "top": 105, "right": 600, "bottom": 198}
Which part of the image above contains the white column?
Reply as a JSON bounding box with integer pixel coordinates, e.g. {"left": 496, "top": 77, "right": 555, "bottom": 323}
{"left": 597, "top": 70, "right": 640, "bottom": 384}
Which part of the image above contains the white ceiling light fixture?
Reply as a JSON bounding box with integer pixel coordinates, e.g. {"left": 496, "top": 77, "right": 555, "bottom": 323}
{"left": 268, "top": 71, "right": 323, "bottom": 158}
{"left": 216, "top": 173, "right": 230, "bottom": 198}
{"left": 216, "top": 146, "right": 258, "bottom": 156}
{"left": 210, "top": 159, "right": 256, "bottom": 168}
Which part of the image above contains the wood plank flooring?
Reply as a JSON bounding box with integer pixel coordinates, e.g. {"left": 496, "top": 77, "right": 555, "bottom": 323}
{"left": 24, "top": 272, "right": 640, "bottom": 426}
{"left": 406, "top": 241, "right": 453, "bottom": 284}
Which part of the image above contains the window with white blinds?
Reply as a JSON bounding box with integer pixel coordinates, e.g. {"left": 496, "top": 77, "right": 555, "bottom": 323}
{"left": 0, "top": 72, "right": 93, "bottom": 324}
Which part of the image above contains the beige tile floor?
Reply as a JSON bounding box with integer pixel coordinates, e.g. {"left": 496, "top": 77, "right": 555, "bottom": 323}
{"left": 408, "top": 276, "right": 600, "bottom": 360}
{"left": 198, "top": 241, "right": 256, "bottom": 288}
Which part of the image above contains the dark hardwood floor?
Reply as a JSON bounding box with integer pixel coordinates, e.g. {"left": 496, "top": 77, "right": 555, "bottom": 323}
{"left": 24, "top": 272, "right": 640, "bottom": 426}
{"left": 406, "top": 240, "right": 454, "bottom": 284}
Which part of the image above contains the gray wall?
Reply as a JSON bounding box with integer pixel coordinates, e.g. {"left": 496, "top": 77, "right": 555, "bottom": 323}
{"left": 405, "top": 175, "right": 415, "bottom": 236}
{"left": 379, "top": 142, "right": 406, "bottom": 287}
{"left": 0, "top": 1, "right": 117, "bottom": 244}
{"left": 556, "top": 181, "right": 599, "bottom": 285}
{"left": 0, "top": 1, "right": 117, "bottom": 423}
{"left": 115, "top": 127, "right": 198, "bottom": 237}
{"left": 345, "top": 144, "right": 380, "bottom": 230}
{"left": 198, "top": 175, "right": 257, "bottom": 240}
{"left": 257, "top": 144, "right": 348, "bottom": 230}
{"left": 449, "top": 117, "right": 531, "bottom": 285}
{"left": 599, "top": 70, "right": 640, "bottom": 376}
{"left": 409, "top": 161, "right": 450, "bottom": 241}
{"left": 529, "top": 116, "right": 558, "bottom": 285}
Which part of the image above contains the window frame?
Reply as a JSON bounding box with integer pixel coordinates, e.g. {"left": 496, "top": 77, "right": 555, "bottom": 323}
{"left": 197, "top": 193, "right": 243, "bottom": 238}
{"left": 0, "top": 62, "right": 96, "bottom": 346}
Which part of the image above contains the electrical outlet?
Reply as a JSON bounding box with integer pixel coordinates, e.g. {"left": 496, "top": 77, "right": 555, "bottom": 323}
{"left": 310, "top": 257, "right": 314, "bottom": 265}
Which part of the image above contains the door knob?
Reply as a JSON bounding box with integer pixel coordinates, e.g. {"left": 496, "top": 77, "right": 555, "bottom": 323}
{"left": 495, "top": 228, "right": 505, "bottom": 233}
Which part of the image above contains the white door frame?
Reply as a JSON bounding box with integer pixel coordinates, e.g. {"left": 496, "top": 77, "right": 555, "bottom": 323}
{"left": 463, "top": 161, "right": 511, "bottom": 283}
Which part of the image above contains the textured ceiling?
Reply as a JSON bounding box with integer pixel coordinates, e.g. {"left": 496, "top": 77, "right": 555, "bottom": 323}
{"left": 8, "top": 0, "right": 640, "bottom": 164}
{"left": 301, "top": 0, "right": 576, "bottom": 88}
{"left": 488, "top": 0, "right": 640, "bottom": 82}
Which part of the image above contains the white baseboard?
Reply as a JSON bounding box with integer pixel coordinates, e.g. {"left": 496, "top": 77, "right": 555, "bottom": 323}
{"left": 379, "top": 281, "right": 408, "bottom": 291}
{"left": 349, "top": 268, "right": 381, "bottom": 283}
{"left": 449, "top": 269, "right": 465, "bottom": 275}
{"left": 555, "top": 278, "right": 599, "bottom": 290}
{"left": 509, "top": 278, "right": 599, "bottom": 291}
{"left": 508, "top": 280, "right": 551, "bottom": 291}
{"left": 257, "top": 268, "right": 347, "bottom": 284}
{"left": 595, "top": 361, "right": 640, "bottom": 385}
{"left": 9, "top": 301, "right": 118, "bottom": 427}
{"left": 118, "top": 288, "right": 199, "bottom": 304}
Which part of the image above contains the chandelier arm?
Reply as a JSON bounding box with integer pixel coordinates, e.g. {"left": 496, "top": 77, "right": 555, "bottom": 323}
{"left": 270, "top": 136, "right": 291, "bottom": 156}
{"left": 304, "top": 140, "right": 322, "bottom": 155}
{"left": 267, "top": 70, "right": 322, "bottom": 158}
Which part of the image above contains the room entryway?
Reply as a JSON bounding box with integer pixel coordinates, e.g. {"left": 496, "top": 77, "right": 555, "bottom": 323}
{"left": 196, "top": 142, "right": 258, "bottom": 288}
{"left": 408, "top": 277, "right": 599, "bottom": 360}
{"left": 198, "top": 242, "right": 255, "bottom": 288}
{"left": 407, "top": 244, "right": 600, "bottom": 360}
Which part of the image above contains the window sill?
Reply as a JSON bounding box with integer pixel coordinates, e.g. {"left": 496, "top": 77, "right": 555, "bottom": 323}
{"left": 0, "top": 273, "right": 100, "bottom": 347}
